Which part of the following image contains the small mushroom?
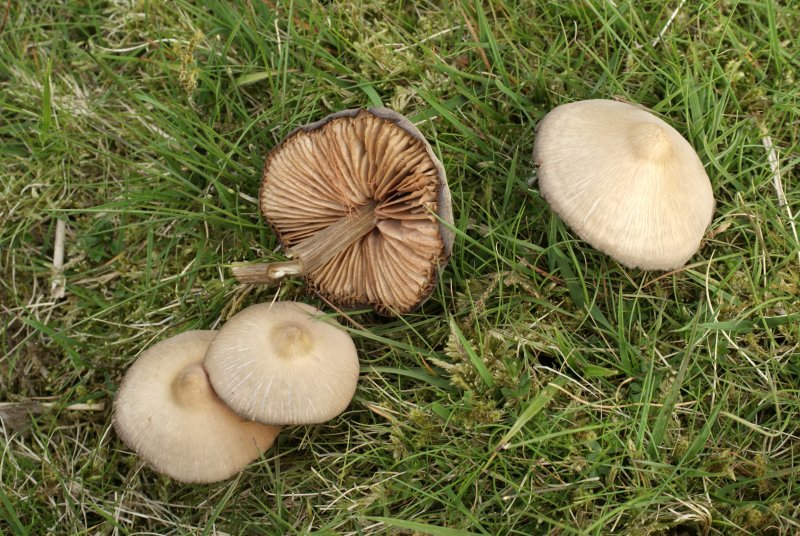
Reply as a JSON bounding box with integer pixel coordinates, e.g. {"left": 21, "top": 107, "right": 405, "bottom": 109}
{"left": 532, "top": 99, "right": 715, "bottom": 271}
{"left": 203, "top": 302, "right": 359, "bottom": 425}
{"left": 232, "top": 108, "right": 454, "bottom": 315}
{"left": 113, "top": 330, "right": 281, "bottom": 483}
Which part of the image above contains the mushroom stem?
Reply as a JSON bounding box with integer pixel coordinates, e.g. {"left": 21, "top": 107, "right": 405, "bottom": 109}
{"left": 232, "top": 201, "right": 378, "bottom": 285}
{"left": 231, "top": 260, "right": 304, "bottom": 284}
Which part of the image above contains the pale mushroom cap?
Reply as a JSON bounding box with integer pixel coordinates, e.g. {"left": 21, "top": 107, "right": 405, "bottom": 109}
{"left": 113, "top": 330, "right": 281, "bottom": 484}
{"left": 260, "top": 107, "right": 453, "bottom": 314}
{"left": 533, "top": 99, "right": 715, "bottom": 270}
{"left": 204, "top": 302, "right": 360, "bottom": 425}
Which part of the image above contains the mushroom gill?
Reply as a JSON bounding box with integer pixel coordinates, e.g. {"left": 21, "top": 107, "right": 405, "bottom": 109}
{"left": 232, "top": 108, "right": 453, "bottom": 314}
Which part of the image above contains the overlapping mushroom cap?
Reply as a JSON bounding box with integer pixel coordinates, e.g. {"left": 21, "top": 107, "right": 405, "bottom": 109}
{"left": 234, "top": 107, "right": 453, "bottom": 315}
{"left": 533, "top": 99, "right": 715, "bottom": 270}
{"left": 112, "top": 330, "right": 281, "bottom": 483}
{"left": 203, "top": 302, "right": 359, "bottom": 425}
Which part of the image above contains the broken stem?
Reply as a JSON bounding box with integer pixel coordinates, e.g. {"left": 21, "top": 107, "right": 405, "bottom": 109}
{"left": 232, "top": 201, "right": 378, "bottom": 285}
{"left": 230, "top": 260, "right": 304, "bottom": 284}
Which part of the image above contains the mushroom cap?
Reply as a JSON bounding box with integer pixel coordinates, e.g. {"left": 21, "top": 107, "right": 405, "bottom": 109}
{"left": 260, "top": 107, "right": 453, "bottom": 314}
{"left": 113, "top": 330, "right": 281, "bottom": 483}
{"left": 533, "top": 99, "right": 715, "bottom": 270}
{"left": 204, "top": 302, "right": 359, "bottom": 425}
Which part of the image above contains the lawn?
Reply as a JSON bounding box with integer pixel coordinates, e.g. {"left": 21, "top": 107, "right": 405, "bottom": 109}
{"left": 1, "top": 0, "right": 798, "bottom": 534}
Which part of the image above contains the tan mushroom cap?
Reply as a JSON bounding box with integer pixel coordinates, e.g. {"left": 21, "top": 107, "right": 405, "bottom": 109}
{"left": 113, "top": 330, "right": 281, "bottom": 484}
{"left": 236, "top": 107, "right": 453, "bottom": 315}
{"left": 204, "top": 302, "right": 359, "bottom": 425}
{"left": 533, "top": 99, "right": 715, "bottom": 271}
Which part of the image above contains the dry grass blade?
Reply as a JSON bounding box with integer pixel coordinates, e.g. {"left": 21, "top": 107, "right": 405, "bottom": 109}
{"left": 761, "top": 133, "right": 800, "bottom": 267}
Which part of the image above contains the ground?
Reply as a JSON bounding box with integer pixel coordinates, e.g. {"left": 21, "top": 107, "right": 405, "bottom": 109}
{"left": 1, "top": 1, "right": 798, "bottom": 534}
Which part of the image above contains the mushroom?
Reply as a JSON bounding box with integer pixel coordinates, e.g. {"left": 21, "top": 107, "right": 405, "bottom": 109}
{"left": 203, "top": 301, "right": 359, "bottom": 425}
{"left": 232, "top": 107, "right": 454, "bottom": 315}
{"left": 113, "top": 330, "right": 281, "bottom": 483}
{"left": 532, "top": 99, "right": 715, "bottom": 271}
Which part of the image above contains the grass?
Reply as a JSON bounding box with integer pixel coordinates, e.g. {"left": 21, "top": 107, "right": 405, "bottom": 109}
{"left": 1, "top": 0, "right": 798, "bottom": 534}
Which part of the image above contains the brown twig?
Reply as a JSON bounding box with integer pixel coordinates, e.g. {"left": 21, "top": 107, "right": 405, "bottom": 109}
{"left": 0, "top": 0, "right": 11, "bottom": 35}
{"left": 459, "top": 5, "right": 492, "bottom": 72}
{"left": 517, "top": 257, "right": 563, "bottom": 285}
{"left": 316, "top": 293, "right": 369, "bottom": 333}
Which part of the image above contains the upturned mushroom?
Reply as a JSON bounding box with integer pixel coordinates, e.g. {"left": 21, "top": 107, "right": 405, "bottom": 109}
{"left": 113, "top": 330, "right": 281, "bottom": 483}
{"left": 532, "top": 99, "right": 715, "bottom": 271}
{"left": 203, "top": 301, "right": 359, "bottom": 425}
{"left": 232, "top": 107, "right": 454, "bottom": 315}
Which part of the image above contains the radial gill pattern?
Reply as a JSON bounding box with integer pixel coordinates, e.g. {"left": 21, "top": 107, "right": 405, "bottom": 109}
{"left": 260, "top": 108, "right": 451, "bottom": 314}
